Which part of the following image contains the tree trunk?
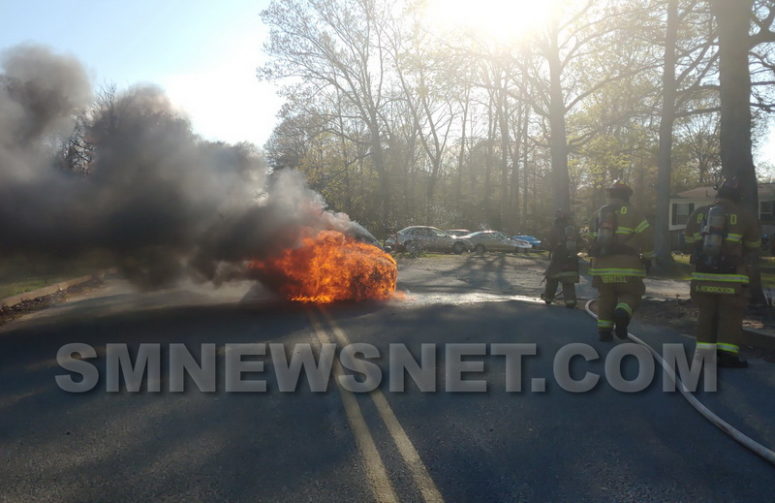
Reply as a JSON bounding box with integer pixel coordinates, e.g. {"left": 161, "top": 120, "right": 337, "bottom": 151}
{"left": 402, "top": 131, "right": 417, "bottom": 225}
{"left": 547, "top": 36, "right": 571, "bottom": 213}
{"left": 522, "top": 103, "right": 530, "bottom": 221}
{"left": 498, "top": 84, "right": 510, "bottom": 231}
{"left": 369, "top": 123, "right": 391, "bottom": 234}
{"left": 711, "top": 0, "right": 766, "bottom": 306}
{"left": 426, "top": 159, "right": 440, "bottom": 224}
{"left": 484, "top": 96, "right": 495, "bottom": 225}
{"left": 510, "top": 103, "right": 523, "bottom": 233}
{"left": 455, "top": 93, "right": 469, "bottom": 216}
{"left": 654, "top": 0, "right": 679, "bottom": 271}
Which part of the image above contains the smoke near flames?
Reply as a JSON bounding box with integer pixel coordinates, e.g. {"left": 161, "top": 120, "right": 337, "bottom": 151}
{"left": 0, "top": 44, "right": 396, "bottom": 300}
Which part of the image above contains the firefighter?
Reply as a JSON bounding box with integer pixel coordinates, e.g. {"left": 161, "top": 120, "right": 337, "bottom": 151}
{"left": 684, "top": 177, "right": 760, "bottom": 368}
{"left": 541, "top": 210, "right": 580, "bottom": 308}
{"left": 589, "top": 181, "right": 654, "bottom": 341}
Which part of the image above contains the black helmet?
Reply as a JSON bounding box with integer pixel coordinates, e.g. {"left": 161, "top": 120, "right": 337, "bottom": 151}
{"left": 715, "top": 176, "right": 741, "bottom": 202}
{"left": 606, "top": 180, "right": 633, "bottom": 200}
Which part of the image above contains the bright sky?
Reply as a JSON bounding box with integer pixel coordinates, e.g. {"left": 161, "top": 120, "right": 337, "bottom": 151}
{"left": 424, "top": 0, "right": 555, "bottom": 47}
{"left": 0, "top": 0, "right": 281, "bottom": 147}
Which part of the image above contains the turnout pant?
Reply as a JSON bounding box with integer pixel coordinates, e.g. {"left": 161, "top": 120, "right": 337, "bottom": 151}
{"left": 690, "top": 289, "right": 746, "bottom": 354}
{"left": 543, "top": 278, "right": 577, "bottom": 306}
{"left": 594, "top": 277, "right": 645, "bottom": 333}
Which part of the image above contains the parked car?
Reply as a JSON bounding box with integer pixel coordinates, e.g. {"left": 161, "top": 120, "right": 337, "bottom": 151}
{"left": 512, "top": 234, "right": 542, "bottom": 249}
{"left": 445, "top": 229, "right": 471, "bottom": 237}
{"left": 388, "top": 226, "right": 471, "bottom": 254}
{"left": 465, "top": 230, "right": 532, "bottom": 253}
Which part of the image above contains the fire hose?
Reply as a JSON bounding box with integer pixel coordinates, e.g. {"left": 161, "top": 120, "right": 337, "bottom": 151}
{"left": 583, "top": 299, "right": 775, "bottom": 467}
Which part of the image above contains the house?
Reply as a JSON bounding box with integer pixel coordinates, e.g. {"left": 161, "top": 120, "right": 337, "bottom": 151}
{"left": 668, "top": 183, "right": 775, "bottom": 249}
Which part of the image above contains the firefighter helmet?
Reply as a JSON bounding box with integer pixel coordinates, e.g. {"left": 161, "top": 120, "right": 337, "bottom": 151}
{"left": 715, "top": 176, "right": 741, "bottom": 202}
{"left": 606, "top": 180, "right": 633, "bottom": 200}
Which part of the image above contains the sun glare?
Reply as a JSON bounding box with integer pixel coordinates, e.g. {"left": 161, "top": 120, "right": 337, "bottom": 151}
{"left": 423, "top": 0, "right": 556, "bottom": 46}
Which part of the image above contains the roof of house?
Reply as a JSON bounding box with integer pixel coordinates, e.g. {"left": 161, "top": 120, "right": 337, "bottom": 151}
{"left": 673, "top": 186, "right": 715, "bottom": 200}
{"left": 673, "top": 182, "right": 775, "bottom": 200}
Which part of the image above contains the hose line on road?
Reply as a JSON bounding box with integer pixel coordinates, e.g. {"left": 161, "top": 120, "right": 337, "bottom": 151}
{"left": 583, "top": 299, "right": 775, "bottom": 467}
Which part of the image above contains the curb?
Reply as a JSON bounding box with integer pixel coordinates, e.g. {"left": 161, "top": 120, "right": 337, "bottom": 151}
{"left": 0, "top": 274, "right": 98, "bottom": 309}
{"left": 742, "top": 328, "right": 775, "bottom": 351}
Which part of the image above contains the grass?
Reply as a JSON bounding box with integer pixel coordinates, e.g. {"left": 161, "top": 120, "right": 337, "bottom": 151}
{"left": 0, "top": 252, "right": 111, "bottom": 300}
{"left": 0, "top": 276, "right": 76, "bottom": 299}
{"left": 672, "top": 253, "right": 690, "bottom": 265}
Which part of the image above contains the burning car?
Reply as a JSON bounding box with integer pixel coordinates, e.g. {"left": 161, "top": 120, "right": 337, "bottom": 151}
{"left": 250, "top": 228, "right": 397, "bottom": 303}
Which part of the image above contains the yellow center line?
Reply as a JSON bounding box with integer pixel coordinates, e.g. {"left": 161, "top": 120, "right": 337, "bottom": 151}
{"left": 307, "top": 309, "right": 399, "bottom": 503}
{"left": 318, "top": 307, "right": 445, "bottom": 503}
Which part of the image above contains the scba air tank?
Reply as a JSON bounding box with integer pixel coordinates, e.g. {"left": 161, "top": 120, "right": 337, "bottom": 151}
{"left": 701, "top": 205, "right": 726, "bottom": 262}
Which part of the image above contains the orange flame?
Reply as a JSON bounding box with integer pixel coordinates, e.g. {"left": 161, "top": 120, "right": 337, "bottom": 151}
{"left": 250, "top": 230, "right": 398, "bottom": 303}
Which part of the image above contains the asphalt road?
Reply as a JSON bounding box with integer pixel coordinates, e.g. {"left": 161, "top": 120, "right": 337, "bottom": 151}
{"left": 1, "top": 254, "right": 774, "bottom": 502}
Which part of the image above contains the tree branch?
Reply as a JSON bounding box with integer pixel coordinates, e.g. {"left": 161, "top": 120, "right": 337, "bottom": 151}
{"left": 674, "top": 107, "right": 720, "bottom": 118}
{"left": 750, "top": 30, "right": 775, "bottom": 48}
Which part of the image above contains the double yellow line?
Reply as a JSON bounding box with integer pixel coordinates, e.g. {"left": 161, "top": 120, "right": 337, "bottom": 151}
{"left": 308, "top": 307, "right": 444, "bottom": 503}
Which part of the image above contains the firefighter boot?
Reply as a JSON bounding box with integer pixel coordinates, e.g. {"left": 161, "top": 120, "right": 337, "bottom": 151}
{"left": 717, "top": 350, "right": 748, "bottom": 368}
{"left": 542, "top": 278, "right": 559, "bottom": 305}
{"left": 613, "top": 308, "right": 630, "bottom": 340}
{"left": 598, "top": 330, "right": 613, "bottom": 342}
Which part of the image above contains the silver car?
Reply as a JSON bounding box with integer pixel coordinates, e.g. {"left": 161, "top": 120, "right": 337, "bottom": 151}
{"left": 465, "top": 230, "right": 532, "bottom": 253}
{"left": 390, "top": 226, "right": 471, "bottom": 254}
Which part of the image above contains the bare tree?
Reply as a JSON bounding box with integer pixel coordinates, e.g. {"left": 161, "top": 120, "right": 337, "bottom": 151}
{"left": 524, "top": 0, "right": 658, "bottom": 212}
{"left": 386, "top": 14, "right": 457, "bottom": 223}
{"left": 260, "top": 0, "right": 393, "bottom": 231}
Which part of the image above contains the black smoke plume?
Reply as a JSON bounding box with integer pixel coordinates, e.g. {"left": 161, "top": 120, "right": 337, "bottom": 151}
{"left": 0, "top": 44, "right": 353, "bottom": 288}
